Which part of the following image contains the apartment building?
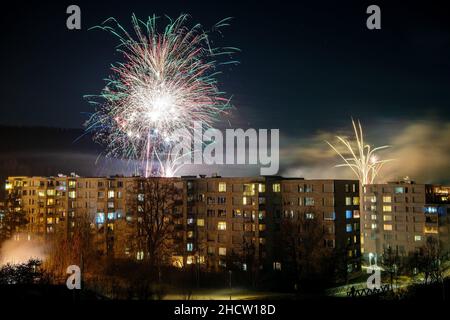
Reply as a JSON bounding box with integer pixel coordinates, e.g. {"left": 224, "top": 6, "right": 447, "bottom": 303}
{"left": 361, "top": 180, "right": 450, "bottom": 262}
{"left": 4, "top": 175, "right": 361, "bottom": 273}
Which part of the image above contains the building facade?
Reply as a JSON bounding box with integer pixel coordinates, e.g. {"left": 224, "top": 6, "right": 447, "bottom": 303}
{"left": 4, "top": 175, "right": 361, "bottom": 273}
{"left": 361, "top": 180, "right": 450, "bottom": 263}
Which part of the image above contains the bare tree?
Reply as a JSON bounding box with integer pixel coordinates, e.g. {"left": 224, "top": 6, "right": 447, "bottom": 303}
{"left": 129, "top": 178, "right": 182, "bottom": 276}
{"left": 280, "top": 208, "right": 334, "bottom": 291}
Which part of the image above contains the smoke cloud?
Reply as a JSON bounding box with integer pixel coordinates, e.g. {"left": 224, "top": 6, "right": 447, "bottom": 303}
{"left": 0, "top": 234, "right": 48, "bottom": 266}
{"left": 280, "top": 119, "right": 450, "bottom": 184}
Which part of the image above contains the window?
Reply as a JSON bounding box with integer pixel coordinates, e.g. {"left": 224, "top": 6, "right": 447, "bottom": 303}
{"left": 187, "top": 243, "right": 193, "bottom": 252}
{"left": 346, "top": 210, "right": 352, "bottom": 219}
{"left": 197, "top": 219, "right": 205, "bottom": 227}
{"left": 218, "top": 221, "right": 227, "bottom": 231}
{"left": 218, "top": 182, "right": 227, "bottom": 192}
{"left": 272, "top": 183, "right": 281, "bottom": 192}
{"left": 352, "top": 197, "right": 360, "bottom": 205}
{"left": 395, "top": 187, "right": 404, "bottom": 194}
{"left": 383, "top": 205, "right": 392, "bottom": 212}
{"left": 383, "top": 224, "right": 392, "bottom": 231}
{"left": 353, "top": 210, "right": 360, "bottom": 218}
{"left": 371, "top": 214, "right": 377, "bottom": 220}
{"left": 232, "top": 209, "right": 242, "bottom": 218}
{"left": 383, "top": 215, "right": 392, "bottom": 221}
{"left": 323, "top": 212, "right": 335, "bottom": 221}
{"left": 108, "top": 190, "right": 115, "bottom": 198}
{"left": 346, "top": 224, "right": 353, "bottom": 232}
{"left": 96, "top": 212, "right": 105, "bottom": 224}
{"left": 273, "top": 262, "right": 282, "bottom": 271}
{"left": 371, "top": 223, "right": 377, "bottom": 229}
{"left": 383, "top": 196, "right": 392, "bottom": 203}
{"left": 136, "top": 251, "right": 144, "bottom": 260}
{"left": 345, "top": 197, "right": 352, "bottom": 205}
{"left": 414, "top": 235, "right": 422, "bottom": 242}
{"left": 258, "top": 183, "right": 266, "bottom": 193}
{"left": 219, "top": 247, "right": 227, "bottom": 256}
{"left": 305, "top": 213, "right": 315, "bottom": 219}
{"left": 305, "top": 197, "right": 314, "bottom": 206}
{"left": 68, "top": 191, "right": 76, "bottom": 199}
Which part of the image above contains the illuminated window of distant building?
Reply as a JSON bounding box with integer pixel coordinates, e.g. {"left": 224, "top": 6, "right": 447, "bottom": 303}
{"left": 305, "top": 197, "right": 314, "bottom": 206}
{"left": 346, "top": 224, "right": 353, "bottom": 232}
{"left": 187, "top": 218, "right": 194, "bottom": 225}
{"left": 218, "top": 221, "right": 227, "bottom": 231}
{"left": 242, "top": 263, "right": 247, "bottom": 271}
{"left": 187, "top": 231, "right": 194, "bottom": 238}
{"left": 258, "top": 183, "right": 266, "bottom": 193}
{"left": 272, "top": 183, "right": 281, "bottom": 193}
{"left": 96, "top": 212, "right": 105, "bottom": 224}
{"left": 242, "top": 196, "right": 249, "bottom": 205}
{"left": 383, "top": 215, "right": 392, "bottom": 221}
{"left": 187, "top": 243, "right": 193, "bottom": 251}
{"left": 394, "top": 187, "right": 404, "bottom": 194}
{"left": 47, "top": 189, "right": 55, "bottom": 196}
{"left": 219, "top": 247, "right": 227, "bottom": 256}
{"left": 345, "top": 197, "right": 352, "bottom": 206}
{"left": 233, "top": 209, "right": 241, "bottom": 218}
{"left": 68, "top": 180, "right": 76, "bottom": 188}
{"left": 383, "top": 196, "right": 392, "bottom": 203}
{"left": 414, "top": 235, "right": 422, "bottom": 241}
{"left": 353, "top": 197, "right": 360, "bottom": 205}
{"left": 197, "top": 219, "right": 205, "bottom": 227}
{"left": 38, "top": 190, "right": 45, "bottom": 197}
{"left": 306, "top": 213, "right": 315, "bottom": 220}
{"left": 47, "top": 217, "right": 53, "bottom": 225}
{"left": 107, "top": 212, "right": 115, "bottom": 220}
{"left": 383, "top": 205, "right": 392, "bottom": 212}
{"left": 137, "top": 251, "right": 144, "bottom": 260}
{"left": 108, "top": 190, "right": 115, "bottom": 198}
{"left": 137, "top": 193, "right": 144, "bottom": 201}
{"left": 259, "top": 224, "right": 266, "bottom": 231}
{"left": 273, "top": 262, "right": 282, "bottom": 271}
{"left": 346, "top": 210, "right": 352, "bottom": 219}
{"left": 68, "top": 191, "right": 76, "bottom": 199}
{"left": 218, "top": 182, "right": 227, "bottom": 192}
{"left": 383, "top": 224, "right": 392, "bottom": 231}
{"left": 371, "top": 223, "right": 377, "bottom": 229}
{"left": 353, "top": 210, "right": 360, "bottom": 218}
{"left": 47, "top": 198, "right": 54, "bottom": 206}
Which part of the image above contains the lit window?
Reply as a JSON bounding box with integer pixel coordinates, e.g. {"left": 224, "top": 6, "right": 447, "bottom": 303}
{"left": 218, "top": 182, "right": 227, "bottom": 192}
{"left": 187, "top": 243, "right": 193, "bottom": 251}
{"left": 383, "top": 196, "right": 392, "bottom": 203}
{"left": 108, "top": 190, "right": 115, "bottom": 198}
{"left": 68, "top": 191, "right": 76, "bottom": 199}
{"left": 352, "top": 197, "right": 360, "bottom": 205}
{"left": 107, "top": 212, "right": 115, "bottom": 220}
{"left": 258, "top": 184, "right": 266, "bottom": 193}
{"left": 383, "top": 224, "right": 392, "bottom": 231}
{"left": 305, "top": 197, "right": 314, "bottom": 206}
{"left": 346, "top": 224, "right": 353, "bottom": 232}
{"left": 243, "top": 196, "right": 249, "bottom": 205}
{"left": 219, "top": 247, "right": 227, "bottom": 256}
{"left": 259, "top": 224, "right": 266, "bottom": 231}
{"left": 383, "top": 215, "right": 392, "bottom": 221}
{"left": 272, "top": 183, "right": 281, "bottom": 193}
{"left": 197, "top": 219, "right": 205, "bottom": 227}
{"left": 371, "top": 223, "right": 377, "bottom": 229}
{"left": 273, "top": 262, "right": 282, "bottom": 271}
{"left": 187, "top": 231, "right": 194, "bottom": 238}
{"left": 346, "top": 210, "right": 352, "bottom": 219}
{"left": 394, "top": 187, "right": 404, "bottom": 194}
{"left": 96, "top": 212, "right": 105, "bottom": 224}
{"left": 137, "top": 251, "right": 144, "bottom": 260}
{"left": 47, "top": 189, "right": 55, "bottom": 196}
{"left": 383, "top": 205, "right": 392, "bottom": 212}
{"left": 414, "top": 235, "right": 422, "bottom": 241}
{"left": 306, "top": 213, "right": 315, "bottom": 219}
{"left": 353, "top": 210, "right": 360, "bottom": 218}
{"left": 345, "top": 197, "right": 352, "bottom": 205}
{"left": 371, "top": 214, "right": 377, "bottom": 220}
{"left": 218, "top": 221, "right": 227, "bottom": 231}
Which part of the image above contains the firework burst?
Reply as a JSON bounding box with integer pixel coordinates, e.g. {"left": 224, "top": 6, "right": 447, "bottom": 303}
{"left": 326, "top": 119, "right": 394, "bottom": 185}
{"left": 85, "top": 14, "right": 238, "bottom": 177}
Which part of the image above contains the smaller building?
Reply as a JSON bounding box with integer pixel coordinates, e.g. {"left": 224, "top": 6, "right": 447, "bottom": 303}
{"left": 361, "top": 180, "right": 450, "bottom": 263}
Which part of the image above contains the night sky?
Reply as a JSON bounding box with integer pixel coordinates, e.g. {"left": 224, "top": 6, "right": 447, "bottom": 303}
{"left": 0, "top": 0, "right": 449, "bottom": 183}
